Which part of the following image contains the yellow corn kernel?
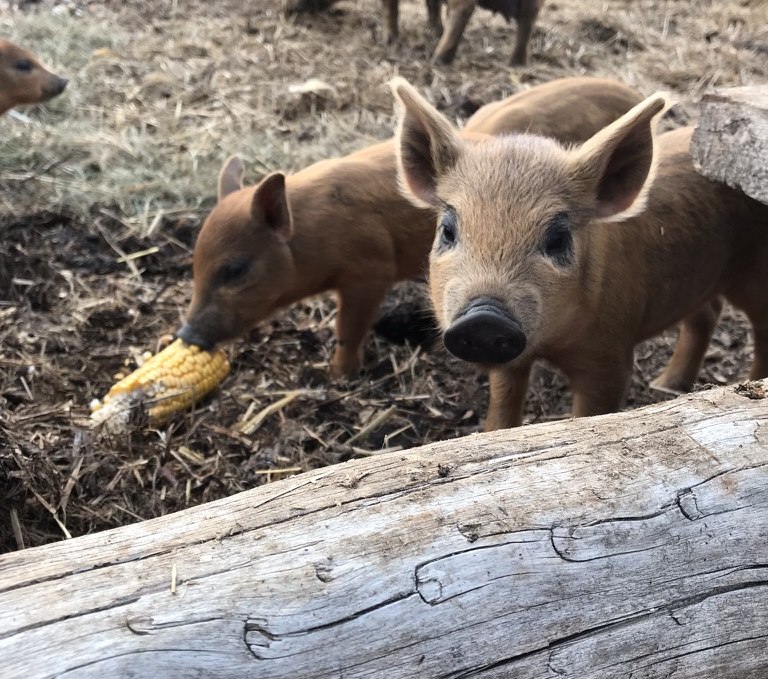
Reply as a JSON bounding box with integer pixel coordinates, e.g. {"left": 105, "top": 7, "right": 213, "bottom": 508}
{"left": 90, "top": 338, "right": 230, "bottom": 433}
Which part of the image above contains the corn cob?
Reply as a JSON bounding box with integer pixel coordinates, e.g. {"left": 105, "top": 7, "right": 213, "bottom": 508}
{"left": 90, "top": 338, "right": 229, "bottom": 433}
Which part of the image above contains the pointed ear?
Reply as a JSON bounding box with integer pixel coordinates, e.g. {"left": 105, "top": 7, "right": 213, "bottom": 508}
{"left": 569, "top": 94, "right": 667, "bottom": 222}
{"left": 218, "top": 155, "right": 245, "bottom": 201}
{"left": 390, "top": 77, "right": 462, "bottom": 209}
{"left": 252, "top": 172, "right": 292, "bottom": 241}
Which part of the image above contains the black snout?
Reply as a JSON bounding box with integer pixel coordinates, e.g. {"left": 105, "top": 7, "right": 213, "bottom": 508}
{"left": 176, "top": 323, "right": 215, "bottom": 351}
{"left": 43, "top": 76, "right": 68, "bottom": 98}
{"left": 443, "top": 298, "right": 526, "bottom": 364}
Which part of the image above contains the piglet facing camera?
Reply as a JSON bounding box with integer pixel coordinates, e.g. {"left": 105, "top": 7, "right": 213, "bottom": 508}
{"left": 391, "top": 77, "right": 768, "bottom": 431}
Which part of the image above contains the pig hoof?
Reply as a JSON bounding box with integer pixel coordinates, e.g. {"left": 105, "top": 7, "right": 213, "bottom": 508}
{"left": 330, "top": 359, "right": 361, "bottom": 380}
{"left": 428, "top": 22, "right": 444, "bottom": 38}
{"left": 649, "top": 377, "right": 689, "bottom": 397}
{"left": 432, "top": 47, "right": 456, "bottom": 65}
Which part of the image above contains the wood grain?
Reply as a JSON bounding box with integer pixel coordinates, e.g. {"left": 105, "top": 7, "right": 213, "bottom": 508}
{"left": 692, "top": 84, "right": 768, "bottom": 206}
{"left": 1, "top": 381, "right": 767, "bottom": 678}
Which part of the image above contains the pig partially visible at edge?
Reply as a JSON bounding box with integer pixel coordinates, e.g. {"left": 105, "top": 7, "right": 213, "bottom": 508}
{"left": 0, "top": 39, "right": 67, "bottom": 117}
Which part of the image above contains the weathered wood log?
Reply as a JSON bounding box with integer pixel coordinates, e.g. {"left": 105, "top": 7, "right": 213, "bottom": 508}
{"left": 1, "top": 381, "right": 767, "bottom": 678}
{"left": 691, "top": 84, "right": 768, "bottom": 205}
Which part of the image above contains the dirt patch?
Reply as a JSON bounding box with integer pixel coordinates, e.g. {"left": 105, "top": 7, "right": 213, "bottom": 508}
{"left": 735, "top": 381, "right": 766, "bottom": 400}
{"left": 1, "top": 0, "right": 766, "bottom": 553}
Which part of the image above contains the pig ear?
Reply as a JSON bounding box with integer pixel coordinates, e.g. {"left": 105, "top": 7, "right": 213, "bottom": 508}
{"left": 569, "top": 94, "right": 667, "bottom": 222}
{"left": 252, "top": 172, "right": 293, "bottom": 241}
{"left": 218, "top": 155, "right": 245, "bottom": 200}
{"left": 390, "top": 77, "right": 462, "bottom": 209}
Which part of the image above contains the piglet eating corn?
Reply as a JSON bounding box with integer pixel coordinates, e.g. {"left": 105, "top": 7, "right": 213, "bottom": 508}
{"left": 90, "top": 338, "right": 229, "bottom": 434}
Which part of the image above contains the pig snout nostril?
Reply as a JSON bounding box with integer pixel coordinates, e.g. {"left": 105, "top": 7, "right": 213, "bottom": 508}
{"left": 44, "top": 77, "right": 68, "bottom": 97}
{"left": 442, "top": 298, "right": 526, "bottom": 365}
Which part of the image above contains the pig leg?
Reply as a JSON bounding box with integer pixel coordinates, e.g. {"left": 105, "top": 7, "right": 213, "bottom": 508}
{"left": 426, "top": 0, "right": 444, "bottom": 36}
{"left": 484, "top": 363, "right": 532, "bottom": 431}
{"left": 651, "top": 298, "right": 723, "bottom": 394}
{"left": 568, "top": 351, "right": 634, "bottom": 418}
{"left": 749, "top": 318, "right": 768, "bottom": 379}
{"left": 510, "top": 0, "right": 541, "bottom": 66}
{"left": 744, "top": 302, "right": 768, "bottom": 379}
{"left": 383, "top": 0, "right": 399, "bottom": 44}
{"left": 331, "top": 282, "right": 391, "bottom": 378}
{"left": 723, "top": 258, "right": 768, "bottom": 380}
{"left": 433, "top": 0, "right": 476, "bottom": 64}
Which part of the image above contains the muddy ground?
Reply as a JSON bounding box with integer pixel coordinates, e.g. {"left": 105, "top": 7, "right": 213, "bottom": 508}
{"left": 1, "top": 0, "right": 766, "bottom": 552}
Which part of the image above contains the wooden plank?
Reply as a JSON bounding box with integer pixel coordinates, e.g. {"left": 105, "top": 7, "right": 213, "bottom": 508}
{"left": 1, "top": 381, "right": 767, "bottom": 678}
{"left": 691, "top": 84, "right": 768, "bottom": 205}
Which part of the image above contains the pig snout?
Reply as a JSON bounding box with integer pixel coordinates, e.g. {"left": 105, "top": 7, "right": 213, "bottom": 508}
{"left": 51, "top": 76, "right": 68, "bottom": 95}
{"left": 43, "top": 75, "right": 68, "bottom": 98}
{"left": 176, "top": 322, "right": 216, "bottom": 351}
{"left": 443, "top": 297, "right": 526, "bottom": 364}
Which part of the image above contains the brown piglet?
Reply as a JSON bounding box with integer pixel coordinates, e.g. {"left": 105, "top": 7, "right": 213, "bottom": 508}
{"left": 177, "top": 77, "right": 642, "bottom": 378}
{"left": 0, "top": 39, "right": 67, "bottom": 117}
{"left": 392, "top": 77, "right": 768, "bottom": 430}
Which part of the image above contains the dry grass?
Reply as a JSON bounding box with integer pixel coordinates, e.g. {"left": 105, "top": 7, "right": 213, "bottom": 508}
{"left": 0, "top": 0, "right": 766, "bottom": 553}
{"left": 2, "top": 0, "right": 766, "bottom": 220}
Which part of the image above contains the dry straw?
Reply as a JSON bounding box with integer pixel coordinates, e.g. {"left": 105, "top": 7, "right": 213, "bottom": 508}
{"left": 1, "top": 0, "right": 766, "bottom": 552}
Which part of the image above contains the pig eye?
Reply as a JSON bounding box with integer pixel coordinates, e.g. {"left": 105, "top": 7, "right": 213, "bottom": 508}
{"left": 217, "top": 259, "right": 251, "bottom": 286}
{"left": 542, "top": 213, "right": 572, "bottom": 264}
{"left": 438, "top": 209, "right": 458, "bottom": 249}
{"left": 14, "top": 59, "right": 34, "bottom": 73}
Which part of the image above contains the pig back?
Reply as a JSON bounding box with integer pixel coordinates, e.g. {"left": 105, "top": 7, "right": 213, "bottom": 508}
{"left": 295, "top": 140, "right": 438, "bottom": 282}
{"left": 465, "top": 78, "right": 642, "bottom": 146}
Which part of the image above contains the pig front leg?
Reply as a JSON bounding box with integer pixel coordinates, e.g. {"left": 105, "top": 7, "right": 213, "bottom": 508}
{"left": 331, "top": 282, "right": 392, "bottom": 378}
{"left": 426, "top": 0, "right": 444, "bottom": 36}
{"left": 567, "top": 350, "right": 634, "bottom": 419}
{"left": 749, "top": 318, "right": 768, "bottom": 380}
{"left": 510, "top": 0, "right": 542, "bottom": 66}
{"left": 484, "top": 363, "right": 532, "bottom": 430}
{"left": 651, "top": 298, "right": 723, "bottom": 394}
{"left": 382, "top": 0, "right": 399, "bottom": 44}
{"left": 432, "top": 0, "right": 476, "bottom": 64}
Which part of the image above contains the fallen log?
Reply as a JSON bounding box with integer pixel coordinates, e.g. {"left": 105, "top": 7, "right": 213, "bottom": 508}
{"left": 691, "top": 84, "right": 768, "bottom": 205}
{"left": 1, "top": 381, "right": 767, "bottom": 678}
